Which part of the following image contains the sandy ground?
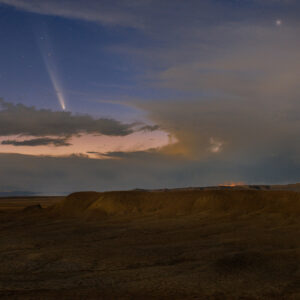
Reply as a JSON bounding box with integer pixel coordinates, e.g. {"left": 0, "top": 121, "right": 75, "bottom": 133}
{"left": 0, "top": 197, "right": 63, "bottom": 211}
{"left": 0, "top": 192, "right": 300, "bottom": 299}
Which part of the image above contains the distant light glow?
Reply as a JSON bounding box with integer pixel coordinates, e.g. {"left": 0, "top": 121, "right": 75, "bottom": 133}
{"left": 276, "top": 19, "right": 282, "bottom": 26}
{"left": 219, "top": 182, "right": 245, "bottom": 187}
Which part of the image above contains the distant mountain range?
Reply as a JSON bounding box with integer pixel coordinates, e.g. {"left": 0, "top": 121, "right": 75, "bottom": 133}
{"left": 1, "top": 183, "right": 300, "bottom": 198}
{"left": 152, "top": 183, "right": 300, "bottom": 192}
{"left": 210, "top": 183, "right": 300, "bottom": 192}
{"left": 0, "top": 191, "right": 37, "bottom": 197}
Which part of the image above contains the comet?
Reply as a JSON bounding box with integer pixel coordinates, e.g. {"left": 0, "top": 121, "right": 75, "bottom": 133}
{"left": 38, "top": 34, "right": 67, "bottom": 111}
{"left": 44, "top": 60, "right": 66, "bottom": 111}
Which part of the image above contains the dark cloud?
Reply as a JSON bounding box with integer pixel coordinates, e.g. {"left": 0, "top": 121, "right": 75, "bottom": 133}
{"left": 138, "top": 97, "right": 300, "bottom": 164}
{"left": 0, "top": 99, "right": 135, "bottom": 137}
{"left": 86, "top": 149, "right": 159, "bottom": 159}
{"left": 138, "top": 124, "right": 160, "bottom": 132}
{"left": 100, "top": 149, "right": 159, "bottom": 159}
{"left": 134, "top": 23, "right": 300, "bottom": 164}
{"left": 1, "top": 137, "right": 71, "bottom": 147}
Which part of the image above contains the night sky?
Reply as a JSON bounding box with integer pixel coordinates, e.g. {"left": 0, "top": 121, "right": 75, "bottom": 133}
{"left": 0, "top": 0, "right": 300, "bottom": 194}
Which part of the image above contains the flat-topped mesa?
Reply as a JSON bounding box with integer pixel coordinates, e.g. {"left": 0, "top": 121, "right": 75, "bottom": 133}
{"left": 51, "top": 190, "right": 300, "bottom": 218}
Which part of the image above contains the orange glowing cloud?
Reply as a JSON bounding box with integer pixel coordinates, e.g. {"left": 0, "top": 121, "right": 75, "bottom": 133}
{"left": 0, "top": 130, "right": 171, "bottom": 159}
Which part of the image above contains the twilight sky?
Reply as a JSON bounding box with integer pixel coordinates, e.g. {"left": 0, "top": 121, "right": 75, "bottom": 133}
{"left": 0, "top": 0, "right": 300, "bottom": 194}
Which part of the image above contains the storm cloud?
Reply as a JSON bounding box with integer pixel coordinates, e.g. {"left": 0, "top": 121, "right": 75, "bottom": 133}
{"left": 134, "top": 23, "right": 300, "bottom": 165}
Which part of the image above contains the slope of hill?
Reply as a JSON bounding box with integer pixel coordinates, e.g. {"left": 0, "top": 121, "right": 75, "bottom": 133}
{"left": 52, "top": 190, "right": 300, "bottom": 218}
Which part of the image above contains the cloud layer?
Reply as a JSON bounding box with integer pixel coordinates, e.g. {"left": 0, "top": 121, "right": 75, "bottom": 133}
{"left": 0, "top": 0, "right": 145, "bottom": 28}
{"left": 0, "top": 98, "right": 135, "bottom": 137}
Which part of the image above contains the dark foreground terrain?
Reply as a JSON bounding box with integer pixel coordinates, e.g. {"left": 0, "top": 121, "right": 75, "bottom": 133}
{"left": 0, "top": 190, "right": 300, "bottom": 299}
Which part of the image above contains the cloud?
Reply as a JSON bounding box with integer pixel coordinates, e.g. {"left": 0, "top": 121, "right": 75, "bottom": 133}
{"left": 0, "top": 98, "right": 136, "bottom": 137}
{"left": 99, "top": 149, "right": 160, "bottom": 159}
{"left": 133, "top": 23, "right": 300, "bottom": 165}
{"left": 0, "top": 0, "right": 145, "bottom": 28}
{"left": 0, "top": 152, "right": 299, "bottom": 195}
{"left": 86, "top": 149, "right": 161, "bottom": 159}
{"left": 156, "top": 25, "right": 300, "bottom": 99}
{"left": 140, "top": 97, "right": 300, "bottom": 160}
{"left": 3, "top": 0, "right": 298, "bottom": 35}
{"left": 1, "top": 137, "right": 71, "bottom": 147}
{"left": 138, "top": 124, "right": 160, "bottom": 132}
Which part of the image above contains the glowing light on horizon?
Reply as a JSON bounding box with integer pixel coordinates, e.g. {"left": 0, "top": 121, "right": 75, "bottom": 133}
{"left": 219, "top": 182, "right": 245, "bottom": 187}
{"left": 276, "top": 19, "right": 282, "bottom": 26}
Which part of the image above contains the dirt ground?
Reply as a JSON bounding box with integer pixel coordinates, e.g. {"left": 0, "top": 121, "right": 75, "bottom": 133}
{"left": 0, "top": 192, "right": 299, "bottom": 299}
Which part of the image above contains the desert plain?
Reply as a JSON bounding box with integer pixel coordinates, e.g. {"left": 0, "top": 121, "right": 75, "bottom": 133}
{"left": 0, "top": 188, "right": 300, "bottom": 299}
